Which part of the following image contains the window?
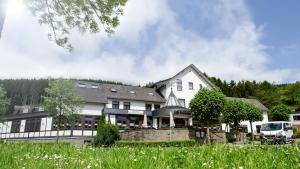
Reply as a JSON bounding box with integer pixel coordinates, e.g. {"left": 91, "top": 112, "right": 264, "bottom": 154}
{"left": 124, "top": 102, "right": 130, "bottom": 110}
{"left": 293, "top": 115, "right": 300, "bottom": 121}
{"left": 145, "top": 104, "right": 152, "bottom": 111}
{"left": 11, "top": 120, "right": 21, "bottom": 133}
{"left": 84, "top": 118, "right": 93, "bottom": 130}
{"left": 111, "top": 88, "right": 117, "bottom": 92}
{"left": 177, "top": 79, "right": 182, "bottom": 91}
{"left": 154, "top": 104, "right": 160, "bottom": 110}
{"left": 25, "top": 118, "right": 41, "bottom": 132}
{"left": 112, "top": 101, "right": 119, "bottom": 109}
{"left": 52, "top": 116, "right": 71, "bottom": 130}
{"left": 178, "top": 99, "right": 185, "bottom": 107}
{"left": 189, "top": 82, "right": 194, "bottom": 90}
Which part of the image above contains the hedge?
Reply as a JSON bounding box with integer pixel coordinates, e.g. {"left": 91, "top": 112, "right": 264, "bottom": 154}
{"left": 114, "top": 140, "right": 197, "bottom": 147}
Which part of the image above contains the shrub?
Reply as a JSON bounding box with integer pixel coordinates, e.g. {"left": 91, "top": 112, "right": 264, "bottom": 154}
{"left": 114, "top": 140, "right": 197, "bottom": 147}
{"left": 93, "top": 117, "right": 120, "bottom": 147}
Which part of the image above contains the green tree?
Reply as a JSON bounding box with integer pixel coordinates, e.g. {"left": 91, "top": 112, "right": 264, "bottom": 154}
{"left": 93, "top": 116, "right": 120, "bottom": 147}
{"left": 42, "top": 79, "right": 83, "bottom": 143}
{"left": 269, "top": 104, "right": 291, "bottom": 121}
{"left": 189, "top": 88, "right": 225, "bottom": 144}
{"left": 281, "top": 82, "right": 300, "bottom": 110}
{"left": 254, "top": 81, "right": 281, "bottom": 109}
{"left": 222, "top": 100, "right": 247, "bottom": 141}
{"left": 1, "top": 0, "right": 127, "bottom": 50}
{"left": 0, "top": 86, "right": 10, "bottom": 122}
{"left": 244, "top": 103, "right": 263, "bottom": 141}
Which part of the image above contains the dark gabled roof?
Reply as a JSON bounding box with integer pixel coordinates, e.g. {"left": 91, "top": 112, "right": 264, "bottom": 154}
{"left": 152, "top": 64, "right": 215, "bottom": 89}
{"left": 102, "top": 83, "right": 165, "bottom": 103}
{"left": 74, "top": 81, "right": 166, "bottom": 104}
{"left": 226, "top": 97, "right": 269, "bottom": 112}
{"left": 74, "top": 81, "right": 107, "bottom": 104}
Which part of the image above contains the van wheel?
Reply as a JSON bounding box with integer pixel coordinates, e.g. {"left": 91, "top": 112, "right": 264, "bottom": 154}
{"left": 282, "top": 136, "right": 287, "bottom": 144}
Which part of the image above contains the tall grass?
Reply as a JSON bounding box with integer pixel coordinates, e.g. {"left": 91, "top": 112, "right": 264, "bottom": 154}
{"left": 0, "top": 142, "right": 299, "bottom": 169}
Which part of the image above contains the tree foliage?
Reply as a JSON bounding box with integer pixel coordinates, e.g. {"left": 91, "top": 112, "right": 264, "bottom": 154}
{"left": 93, "top": 116, "right": 120, "bottom": 147}
{"left": 222, "top": 100, "right": 247, "bottom": 127}
{"left": 42, "top": 79, "right": 83, "bottom": 142}
{"left": 189, "top": 88, "right": 225, "bottom": 144}
{"left": 24, "top": 0, "right": 127, "bottom": 50}
{"left": 244, "top": 102, "right": 263, "bottom": 141}
{"left": 281, "top": 82, "right": 300, "bottom": 110}
{"left": 269, "top": 104, "right": 291, "bottom": 121}
{"left": 244, "top": 103, "right": 263, "bottom": 123}
{"left": 0, "top": 86, "right": 10, "bottom": 122}
{"left": 189, "top": 88, "right": 225, "bottom": 123}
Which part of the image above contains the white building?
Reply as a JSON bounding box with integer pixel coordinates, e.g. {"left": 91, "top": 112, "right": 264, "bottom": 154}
{"left": 290, "top": 111, "right": 300, "bottom": 132}
{"left": 0, "top": 64, "right": 269, "bottom": 139}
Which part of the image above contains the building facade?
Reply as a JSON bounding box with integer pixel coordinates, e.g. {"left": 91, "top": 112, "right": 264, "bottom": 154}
{"left": 0, "top": 64, "right": 269, "bottom": 140}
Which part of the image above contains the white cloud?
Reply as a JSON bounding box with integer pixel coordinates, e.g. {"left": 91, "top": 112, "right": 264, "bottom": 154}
{"left": 0, "top": 0, "right": 298, "bottom": 84}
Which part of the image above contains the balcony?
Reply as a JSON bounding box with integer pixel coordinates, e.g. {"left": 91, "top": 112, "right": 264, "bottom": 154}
{"left": 103, "top": 108, "right": 152, "bottom": 116}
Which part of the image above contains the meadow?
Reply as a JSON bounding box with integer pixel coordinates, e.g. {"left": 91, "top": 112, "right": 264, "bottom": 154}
{"left": 0, "top": 142, "right": 300, "bottom": 169}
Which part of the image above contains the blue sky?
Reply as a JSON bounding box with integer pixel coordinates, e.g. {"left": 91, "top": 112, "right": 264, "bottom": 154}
{"left": 246, "top": 0, "right": 300, "bottom": 72}
{"left": 0, "top": 0, "right": 299, "bottom": 84}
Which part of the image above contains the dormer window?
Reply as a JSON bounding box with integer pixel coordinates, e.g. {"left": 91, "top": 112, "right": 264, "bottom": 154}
{"left": 148, "top": 92, "right": 154, "bottom": 96}
{"left": 189, "top": 82, "right": 194, "bottom": 90}
{"left": 177, "top": 79, "right": 182, "bottom": 91}
{"left": 91, "top": 85, "right": 98, "bottom": 89}
{"left": 78, "top": 83, "right": 86, "bottom": 88}
{"left": 111, "top": 88, "right": 117, "bottom": 92}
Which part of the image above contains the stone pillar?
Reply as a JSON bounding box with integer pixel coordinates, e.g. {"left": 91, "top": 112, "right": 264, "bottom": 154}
{"left": 105, "top": 114, "right": 109, "bottom": 123}
{"left": 188, "top": 118, "right": 193, "bottom": 126}
{"left": 153, "top": 118, "right": 158, "bottom": 129}
{"left": 142, "top": 113, "right": 148, "bottom": 128}
{"left": 170, "top": 112, "right": 175, "bottom": 128}
{"left": 110, "top": 115, "right": 116, "bottom": 125}
{"left": 159, "top": 118, "right": 162, "bottom": 128}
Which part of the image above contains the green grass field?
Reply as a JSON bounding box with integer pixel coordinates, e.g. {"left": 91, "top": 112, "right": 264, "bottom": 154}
{"left": 1, "top": 142, "right": 300, "bottom": 169}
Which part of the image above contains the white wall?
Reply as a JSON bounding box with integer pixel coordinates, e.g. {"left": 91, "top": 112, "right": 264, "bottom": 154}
{"left": 107, "top": 99, "right": 161, "bottom": 111}
{"left": 80, "top": 103, "right": 104, "bottom": 116}
{"left": 161, "top": 67, "right": 212, "bottom": 108}
{"left": 290, "top": 113, "right": 300, "bottom": 125}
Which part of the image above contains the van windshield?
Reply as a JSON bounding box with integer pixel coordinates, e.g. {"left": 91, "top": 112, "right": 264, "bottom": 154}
{"left": 261, "top": 123, "right": 282, "bottom": 131}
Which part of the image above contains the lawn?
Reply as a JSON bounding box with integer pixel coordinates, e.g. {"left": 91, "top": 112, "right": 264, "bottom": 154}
{"left": 0, "top": 142, "right": 300, "bottom": 169}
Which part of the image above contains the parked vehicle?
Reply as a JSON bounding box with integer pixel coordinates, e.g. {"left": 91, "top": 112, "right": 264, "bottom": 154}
{"left": 260, "top": 121, "right": 293, "bottom": 144}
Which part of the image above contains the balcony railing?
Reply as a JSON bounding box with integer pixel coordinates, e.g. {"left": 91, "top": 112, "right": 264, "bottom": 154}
{"left": 103, "top": 108, "right": 152, "bottom": 116}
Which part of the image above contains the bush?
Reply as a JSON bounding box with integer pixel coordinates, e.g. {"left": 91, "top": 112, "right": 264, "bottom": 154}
{"left": 114, "top": 140, "right": 197, "bottom": 147}
{"left": 93, "top": 120, "right": 120, "bottom": 147}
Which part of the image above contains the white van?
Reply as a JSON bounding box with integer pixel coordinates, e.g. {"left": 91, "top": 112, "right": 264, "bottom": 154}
{"left": 260, "top": 121, "right": 293, "bottom": 144}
